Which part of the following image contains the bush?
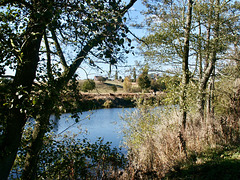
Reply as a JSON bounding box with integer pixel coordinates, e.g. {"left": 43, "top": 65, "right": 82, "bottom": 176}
{"left": 123, "top": 76, "right": 132, "bottom": 92}
{"left": 137, "top": 73, "right": 151, "bottom": 91}
{"left": 121, "top": 104, "right": 240, "bottom": 179}
{"left": 150, "top": 78, "right": 166, "bottom": 92}
{"left": 103, "top": 100, "right": 113, "bottom": 108}
{"left": 11, "top": 130, "right": 127, "bottom": 179}
{"left": 81, "top": 79, "right": 96, "bottom": 92}
{"left": 112, "top": 85, "right": 117, "bottom": 92}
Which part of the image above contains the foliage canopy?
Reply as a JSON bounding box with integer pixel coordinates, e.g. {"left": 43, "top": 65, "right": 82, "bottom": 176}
{"left": 0, "top": 0, "right": 137, "bottom": 178}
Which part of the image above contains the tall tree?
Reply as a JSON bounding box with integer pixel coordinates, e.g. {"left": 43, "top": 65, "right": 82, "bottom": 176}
{"left": 194, "top": 0, "right": 240, "bottom": 123}
{"left": 137, "top": 71, "right": 151, "bottom": 91}
{"left": 139, "top": 0, "right": 239, "bottom": 157}
{"left": 139, "top": 0, "right": 240, "bottom": 123}
{"left": 0, "top": 0, "right": 136, "bottom": 179}
{"left": 132, "top": 67, "right": 137, "bottom": 82}
{"left": 140, "top": 0, "right": 193, "bottom": 155}
{"left": 181, "top": 0, "right": 193, "bottom": 131}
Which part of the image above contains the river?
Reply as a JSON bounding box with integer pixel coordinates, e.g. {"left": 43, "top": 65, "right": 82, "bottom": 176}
{"left": 52, "top": 108, "right": 136, "bottom": 151}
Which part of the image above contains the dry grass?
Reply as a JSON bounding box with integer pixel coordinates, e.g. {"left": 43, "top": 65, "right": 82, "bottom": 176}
{"left": 79, "top": 80, "right": 143, "bottom": 94}
{"left": 121, "top": 103, "right": 240, "bottom": 179}
{"left": 79, "top": 80, "right": 125, "bottom": 93}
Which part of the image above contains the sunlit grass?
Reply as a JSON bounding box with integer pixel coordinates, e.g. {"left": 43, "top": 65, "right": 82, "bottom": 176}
{"left": 79, "top": 80, "right": 125, "bottom": 93}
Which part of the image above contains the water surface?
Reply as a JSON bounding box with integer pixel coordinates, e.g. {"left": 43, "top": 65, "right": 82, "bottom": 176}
{"left": 52, "top": 108, "right": 135, "bottom": 150}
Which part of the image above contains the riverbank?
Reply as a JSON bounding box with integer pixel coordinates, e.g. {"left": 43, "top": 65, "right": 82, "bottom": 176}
{"left": 76, "top": 92, "right": 164, "bottom": 111}
{"left": 164, "top": 146, "right": 240, "bottom": 179}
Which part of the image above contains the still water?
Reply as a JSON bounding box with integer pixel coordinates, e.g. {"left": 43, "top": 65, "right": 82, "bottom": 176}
{"left": 52, "top": 108, "right": 135, "bottom": 150}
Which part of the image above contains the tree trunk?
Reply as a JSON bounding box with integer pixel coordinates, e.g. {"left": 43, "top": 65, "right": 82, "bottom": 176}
{"left": 180, "top": 0, "right": 193, "bottom": 129}
{"left": 0, "top": 12, "right": 46, "bottom": 179}
{"left": 21, "top": 79, "right": 63, "bottom": 179}
{"left": 207, "top": 67, "right": 215, "bottom": 119}
{"left": 0, "top": 39, "right": 43, "bottom": 180}
{"left": 20, "top": 31, "right": 105, "bottom": 178}
{"left": 197, "top": 0, "right": 219, "bottom": 124}
{"left": 179, "top": 0, "right": 193, "bottom": 157}
{"left": 22, "top": 109, "right": 52, "bottom": 179}
{"left": 197, "top": 57, "right": 216, "bottom": 126}
{"left": 1, "top": 0, "right": 136, "bottom": 178}
{"left": 0, "top": 110, "right": 27, "bottom": 180}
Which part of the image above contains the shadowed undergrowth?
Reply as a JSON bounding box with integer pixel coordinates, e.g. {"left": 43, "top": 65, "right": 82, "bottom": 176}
{"left": 164, "top": 146, "right": 240, "bottom": 180}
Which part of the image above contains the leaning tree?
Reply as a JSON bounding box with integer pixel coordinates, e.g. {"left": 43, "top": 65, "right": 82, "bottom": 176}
{"left": 0, "top": 0, "right": 136, "bottom": 179}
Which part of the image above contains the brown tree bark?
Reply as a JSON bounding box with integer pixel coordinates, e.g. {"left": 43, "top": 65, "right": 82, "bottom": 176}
{"left": 181, "top": 0, "right": 193, "bottom": 129}
{"left": 0, "top": 24, "right": 45, "bottom": 180}
{"left": 179, "top": 0, "right": 193, "bottom": 157}
{"left": 0, "top": 1, "right": 52, "bottom": 179}
{"left": 197, "top": 0, "right": 220, "bottom": 124}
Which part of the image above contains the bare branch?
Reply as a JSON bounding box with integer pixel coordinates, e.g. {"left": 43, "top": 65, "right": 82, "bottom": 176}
{"left": 0, "top": 75, "right": 15, "bottom": 78}
{"left": 50, "top": 28, "right": 69, "bottom": 71}
{"left": 43, "top": 30, "right": 54, "bottom": 81}
{"left": 120, "top": 0, "right": 137, "bottom": 15}
{"left": 127, "top": 26, "right": 149, "bottom": 48}
{"left": 62, "top": 0, "right": 137, "bottom": 80}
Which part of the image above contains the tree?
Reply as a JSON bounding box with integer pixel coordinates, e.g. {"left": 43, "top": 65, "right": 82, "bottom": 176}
{"left": 82, "top": 80, "right": 96, "bottom": 92}
{"left": 132, "top": 67, "right": 137, "bottom": 82}
{"left": 139, "top": 0, "right": 240, "bottom": 157}
{"left": 137, "top": 68, "right": 151, "bottom": 92}
{"left": 144, "top": 0, "right": 192, "bottom": 130}
{"left": 193, "top": 0, "right": 240, "bottom": 123}
{"left": 123, "top": 76, "right": 132, "bottom": 92}
{"left": 140, "top": 0, "right": 240, "bottom": 123}
{"left": 115, "top": 70, "right": 118, "bottom": 80}
{"left": 150, "top": 77, "right": 166, "bottom": 92}
{"left": 0, "top": 0, "right": 137, "bottom": 179}
{"left": 112, "top": 85, "right": 118, "bottom": 92}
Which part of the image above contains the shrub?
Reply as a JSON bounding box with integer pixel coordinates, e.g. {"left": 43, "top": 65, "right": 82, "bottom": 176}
{"left": 121, "top": 104, "right": 240, "bottom": 179}
{"left": 103, "top": 100, "right": 113, "bottom": 108}
{"left": 150, "top": 78, "right": 166, "bottom": 92}
{"left": 81, "top": 79, "right": 96, "bottom": 92}
{"left": 123, "top": 76, "right": 132, "bottom": 92}
{"left": 112, "top": 85, "right": 117, "bottom": 92}
{"left": 11, "top": 131, "right": 127, "bottom": 179}
{"left": 137, "top": 73, "right": 151, "bottom": 91}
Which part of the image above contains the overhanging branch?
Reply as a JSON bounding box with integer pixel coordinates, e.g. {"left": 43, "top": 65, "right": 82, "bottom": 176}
{"left": 43, "top": 30, "right": 54, "bottom": 81}
{"left": 62, "top": 0, "right": 137, "bottom": 80}
{"left": 50, "top": 28, "right": 68, "bottom": 71}
{"left": 0, "top": 0, "right": 32, "bottom": 9}
{"left": 120, "top": 0, "right": 137, "bottom": 15}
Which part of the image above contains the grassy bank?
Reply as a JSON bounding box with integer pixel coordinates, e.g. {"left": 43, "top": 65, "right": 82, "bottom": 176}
{"left": 64, "top": 80, "right": 165, "bottom": 111}
{"left": 79, "top": 80, "right": 125, "bottom": 93}
{"left": 164, "top": 146, "right": 240, "bottom": 179}
{"left": 11, "top": 79, "right": 239, "bottom": 179}
{"left": 120, "top": 105, "right": 240, "bottom": 179}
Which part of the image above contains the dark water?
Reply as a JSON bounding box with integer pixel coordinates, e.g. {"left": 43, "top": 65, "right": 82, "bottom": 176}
{"left": 52, "top": 108, "right": 135, "bottom": 150}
